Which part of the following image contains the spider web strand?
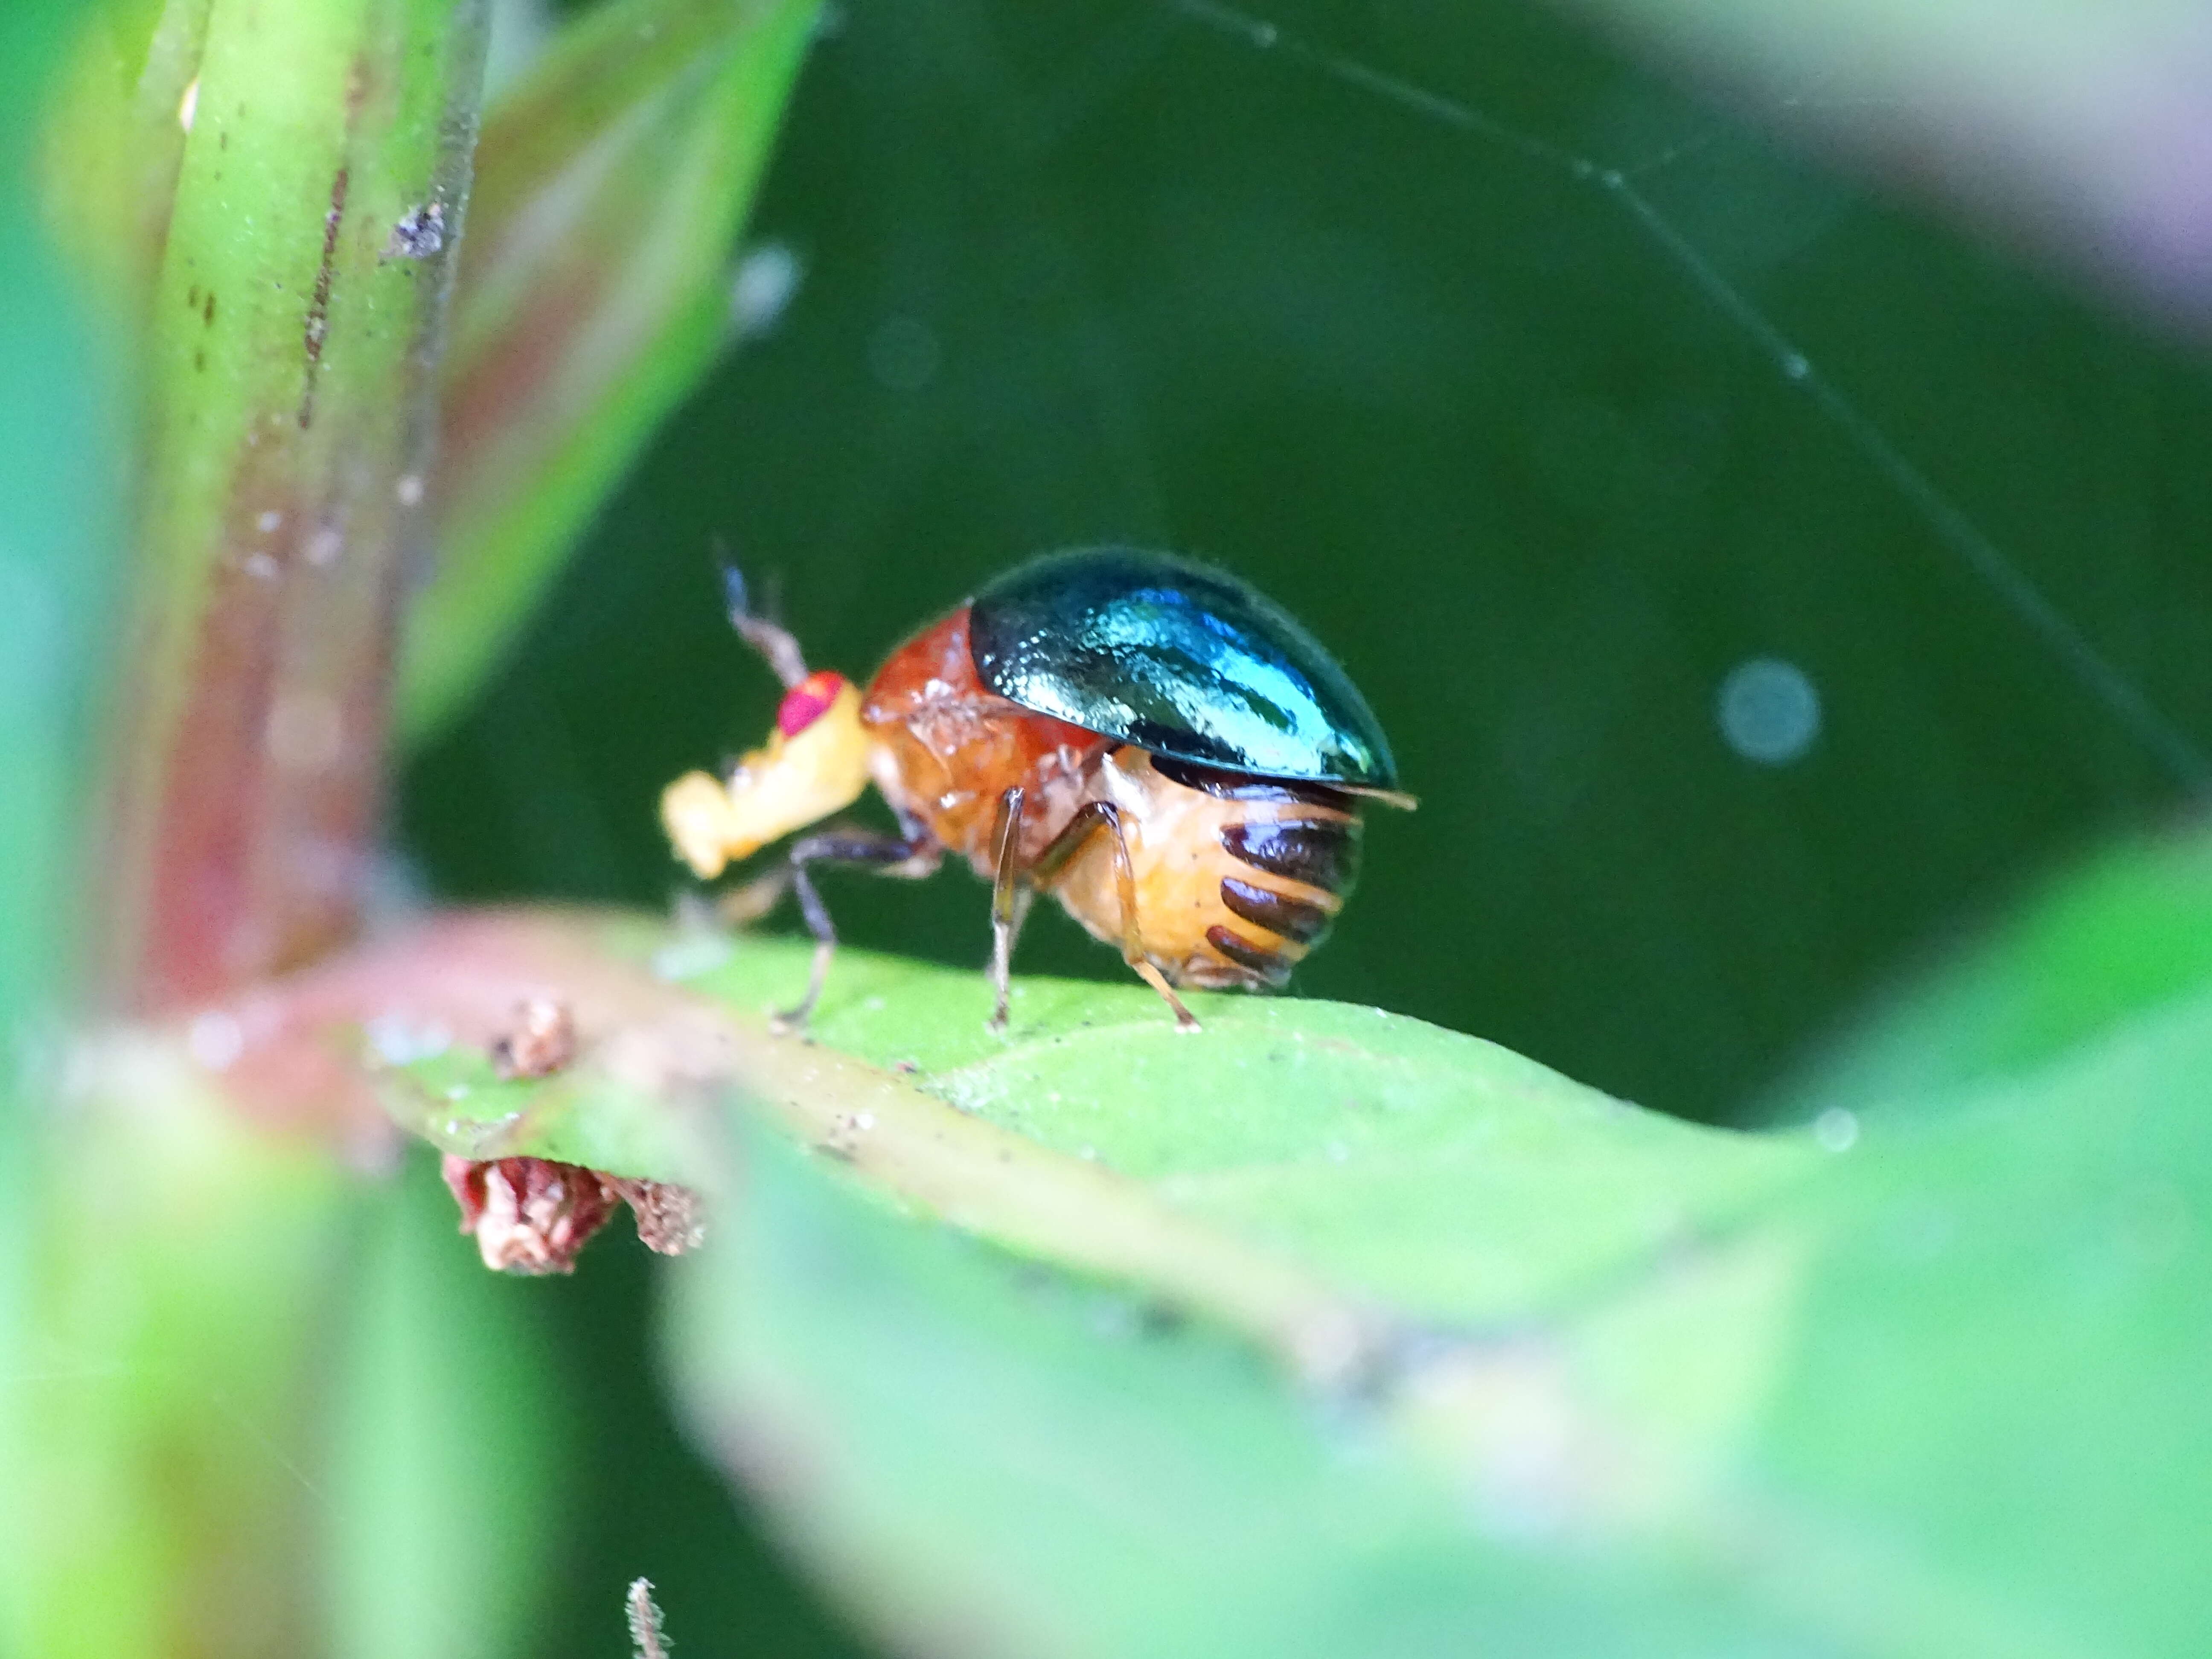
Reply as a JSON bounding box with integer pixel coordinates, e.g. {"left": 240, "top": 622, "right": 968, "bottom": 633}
{"left": 1169, "top": 0, "right": 2212, "bottom": 791}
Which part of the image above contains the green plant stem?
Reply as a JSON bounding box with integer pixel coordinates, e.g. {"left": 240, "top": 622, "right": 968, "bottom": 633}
{"left": 95, "top": 0, "right": 489, "bottom": 1013}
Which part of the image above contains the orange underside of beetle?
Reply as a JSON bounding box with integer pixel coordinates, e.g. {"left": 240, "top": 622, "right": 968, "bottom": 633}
{"left": 861, "top": 609, "right": 1349, "bottom": 988}
{"left": 859, "top": 610, "right": 1103, "bottom": 871}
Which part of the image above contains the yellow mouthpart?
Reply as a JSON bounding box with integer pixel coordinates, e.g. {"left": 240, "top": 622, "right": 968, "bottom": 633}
{"left": 660, "top": 681, "right": 872, "bottom": 878}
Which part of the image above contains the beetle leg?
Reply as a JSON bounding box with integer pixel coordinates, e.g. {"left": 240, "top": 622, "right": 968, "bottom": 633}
{"left": 1029, "top": 801, "right": 1199, "bottom": 1031}
{"left": 984, "top": 790, "right": 1043, "bottom": 1031}
{"left": 987, "top": 788, "right": 1027, "bottom": 1031}
{"left": 775, "top": 827, "right": 940, "bottom": 1033}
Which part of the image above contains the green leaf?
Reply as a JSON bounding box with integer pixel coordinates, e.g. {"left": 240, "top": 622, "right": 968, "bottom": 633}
{"left": 674, "top": 944, "right": 2212, "bottom": 1656}
{"left": 0, "top": 1035, "right": 568, "bottom": 1659}
{"left": 325, "top": 1150, "right": 570, "bottom": 1659}
{"left": 1773, "top": 827, "right": 2212, "bottom": 1119}
{"left": 665, "top": 937, "right": 1816, "bottom": 1328}
{"left": 39, "top": 0, "right": 209, "bottom": 314}
{"left": 397, "top": 0, "right": 819, "bottom": 745}
{"left": 667, "top": 1126, "right": 1809, "bottom": 1659}
{"left": 313, "top": 905, "right": 2212, "bottom": 1656}
{"left": 0, "top": 1042, "right": 359, "bottom": 1655}
{"left": 350, "top": 914, "right": 1805, "bottom": 1356}
{"left": 0, "top": 12, "right": 138, "bottom": 1646}
{"left": 0, "top": 1, "right": 128, "bottom": 1039}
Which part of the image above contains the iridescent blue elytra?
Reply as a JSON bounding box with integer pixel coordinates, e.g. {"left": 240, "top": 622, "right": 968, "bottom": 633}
{"left": 966, "top": 546, "right": 1400, "bottom": 791}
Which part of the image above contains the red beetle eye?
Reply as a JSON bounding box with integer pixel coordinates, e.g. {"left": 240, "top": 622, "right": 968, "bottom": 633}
{"left": 775, "top": 670, "right": 848, "bottom": 736}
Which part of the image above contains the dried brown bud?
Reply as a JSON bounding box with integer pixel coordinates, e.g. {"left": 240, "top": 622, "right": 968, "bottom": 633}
{"left": 612, "top": 1178, "right": 707, "bottom": 1255}
{"left": 491, "top": 996, "right": 578, "bottom": 1080}
{"left": 442, "top": 1154, "right": 618, "bottom": 1275}
{"left": 442, "top": 1156, "right": 705, "bottom": 1271}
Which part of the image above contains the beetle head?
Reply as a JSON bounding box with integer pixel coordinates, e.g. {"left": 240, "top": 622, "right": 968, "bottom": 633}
{"left": 661, "top": 672, "right": 872, "bottom": 876}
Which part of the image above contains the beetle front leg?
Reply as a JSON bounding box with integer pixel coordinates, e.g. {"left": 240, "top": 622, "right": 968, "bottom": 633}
{"left": 774, "top": 827, "right": 940, "bottom": 1033}
{"left": 986, "top": 788, "right": 1038, "bottom": 1032}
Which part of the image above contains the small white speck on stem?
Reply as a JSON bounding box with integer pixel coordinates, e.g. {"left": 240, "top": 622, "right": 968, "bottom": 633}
{"left": 265, "top": 691, "right": 344, "bottom": 773}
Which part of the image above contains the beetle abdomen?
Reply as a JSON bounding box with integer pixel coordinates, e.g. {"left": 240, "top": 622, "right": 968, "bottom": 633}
{"left": 1143, "top": 755, "right": 1359, "bottom": 987}
{"left": 1035, "top": 751, "right": 1356, "bottom": 990}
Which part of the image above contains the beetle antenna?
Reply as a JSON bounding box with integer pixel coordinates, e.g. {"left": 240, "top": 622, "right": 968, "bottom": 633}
{"left": 718, "top": 550, "right": 750, "bottom": 625}
{"left": 711, "top": 538, "right": 810, "bottom": 690}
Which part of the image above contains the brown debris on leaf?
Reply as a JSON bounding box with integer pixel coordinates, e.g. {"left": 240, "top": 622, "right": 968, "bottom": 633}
{"left": 611, "top": 1178, "right": 707, "bottom": 1255}
{"left": 443, "top": 1155, "right": 707, "bottom": 1273}
{"left": 443, "top": 1155, "right": 619, "bottom": 1274}
{"left": 491, "top": 995, "right": 578, "bottom": 1080}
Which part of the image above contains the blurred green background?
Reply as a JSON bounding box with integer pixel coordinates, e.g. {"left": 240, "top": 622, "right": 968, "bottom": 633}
{"left": 412, "top": 0, "right": 2212, "bottom": 1123}
{"left": 383, "top": 1, "right": 2212, "bottom": 1648}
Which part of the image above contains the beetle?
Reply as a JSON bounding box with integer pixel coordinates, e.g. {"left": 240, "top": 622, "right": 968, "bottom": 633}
{"left": 661, "top": 546, "right": 1413, "bottom": 1030}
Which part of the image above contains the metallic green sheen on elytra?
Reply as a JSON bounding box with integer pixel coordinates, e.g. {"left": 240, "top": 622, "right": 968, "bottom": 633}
{"left": 966, "top": 547, "right": 1399, "bottom": 790}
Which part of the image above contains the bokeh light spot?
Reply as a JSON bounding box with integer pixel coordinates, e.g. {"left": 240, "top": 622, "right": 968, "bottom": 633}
{"left": 731, "top": 241, "right": 804, "bottom": 340}
{"left": 1717, "top": 657, "right": 1821, "bottom": 765}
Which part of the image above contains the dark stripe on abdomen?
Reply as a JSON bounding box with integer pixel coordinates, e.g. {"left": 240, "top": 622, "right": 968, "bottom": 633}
{"left": 1220, "top": 816, "right": 1361, "bottom": 895}
{"left": 1207, "top": 925, "right": 1294, "bottom": 987}
{"left": 1220, "top": 877, "right": 1333, "bottom": 946}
